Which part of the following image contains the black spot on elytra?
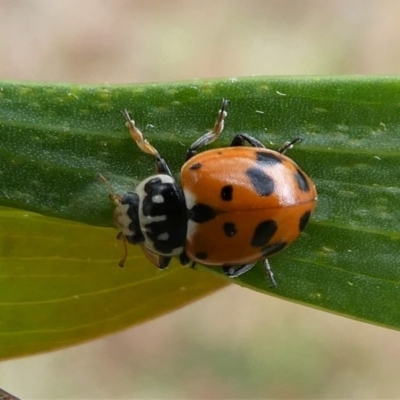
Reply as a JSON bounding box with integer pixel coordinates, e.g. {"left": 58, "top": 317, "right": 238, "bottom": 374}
{"left": 299, "top": 210, "right": 311, "bottom": 232}
{"left": 251, "top": 220, "right": 278, "bottom": 247}
{"left": 223, "top": 222, "right": 237, "bottom": 237}
{"left": 261, "top": 242, "right": 287, "bottom": 257}
{"left": 195, "top": 252, "right": 208, "bottom": 260}
{"left": 189, "top": 203, "right": 216, "bottom": 223}
{"left": 256, "top": 151, "right": 282, "bottom": 165}
{"left": 189, "top": 162, "right": 202, "bottom": 170}
{"left": 294, "top": 169, "right": 310, "bottom": 192}
{"left": 221, "top": 185, "right": 233, "bottom": 201}
{"left": 246, "top": 168, "right": 274, "bottom": 196}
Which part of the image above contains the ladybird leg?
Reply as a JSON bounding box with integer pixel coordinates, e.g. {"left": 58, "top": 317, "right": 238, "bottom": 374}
{"left": 139, "top": 244, "right": 171, "bottom": 269}
{"left": 277, "top": 137, "right": 302, "bottom": 154}
{"left": 179, "top": 251, "right": 191, "bottom": 266}
{"left": 263, "top": 259, "right": 277, "bottom": 288}
{"left": 230, "top": 134, "right": 265, "bottom": 148}
{"left": 223, "top": 260, "right": 277, "bottom": 288}
{"left": 158, "top": 255, "right": 172, "bottom": 269}
{"left": 186, "top": 99, "right": 229, "bottom": 160}
{"left": 122, "top": 110, "right": 173, "bottom": 175}
{"left": 190, "top": 261, "right": 197, "bottom": 270}
{"left": 154, "top": 157, "right": 173, "bottom": 176}
{"left": 222, "top": 263, "right": 256, "bottom": 278}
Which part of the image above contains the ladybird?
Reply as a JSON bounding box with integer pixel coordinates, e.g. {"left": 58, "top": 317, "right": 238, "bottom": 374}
{"left": 101, "top": 100, "right": 317, "bottom": 287}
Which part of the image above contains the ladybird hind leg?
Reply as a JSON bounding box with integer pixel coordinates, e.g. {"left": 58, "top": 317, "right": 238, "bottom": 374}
{"left": 186, "top": 99, "right": 229, "bottom": 160}
{"left": 122, "top": 110, "right": 173, "bottom": 176}
{"left": 223, "top": 259, "right": 277, "bottom": 288}
{"left": 262, "top": 259, "right": 277, "bottom": 288}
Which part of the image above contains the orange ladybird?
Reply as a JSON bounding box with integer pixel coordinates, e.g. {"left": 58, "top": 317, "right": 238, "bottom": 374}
{"left": 103, "top": 100, "right": 317, "bottom": 286}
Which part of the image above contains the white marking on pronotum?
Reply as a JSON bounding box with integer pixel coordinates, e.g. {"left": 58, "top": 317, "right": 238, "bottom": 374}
{"left": 157, "top": 232, "right": 169, "bottom": 241}
{"left": 144, "top": 214, "right": 167, "bottom": 223}
{"left": 152, "top": 194, "right": 164, "bottom": 203}
{"left": 136, "top": 174, "right": 183, "bottom": 256}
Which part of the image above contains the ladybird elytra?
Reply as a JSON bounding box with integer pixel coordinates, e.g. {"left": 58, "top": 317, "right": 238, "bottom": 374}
{"left": 103, "top": 100, "right": 317, "bottom": 287}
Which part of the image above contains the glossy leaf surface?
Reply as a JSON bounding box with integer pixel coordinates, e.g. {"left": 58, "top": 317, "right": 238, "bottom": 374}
{"left": 0, "top": 76, "right": 399, "bottom": 358}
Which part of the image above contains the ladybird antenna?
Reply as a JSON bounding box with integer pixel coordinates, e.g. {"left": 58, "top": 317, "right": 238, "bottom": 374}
{"left": 116, "top": 231, "right": 128, "bottom": 267}
{"left": 97, "top": 173, "right": 121, "bottom": 205}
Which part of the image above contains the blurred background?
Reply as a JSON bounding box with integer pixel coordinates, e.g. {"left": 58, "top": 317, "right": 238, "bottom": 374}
{"left": 1, "top": 0, "right": 400, "bottom": 398}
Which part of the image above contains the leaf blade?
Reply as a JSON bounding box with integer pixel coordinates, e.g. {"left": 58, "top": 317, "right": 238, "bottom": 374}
{"left": 1, "top": 76, "right": 400, "bottom": 359}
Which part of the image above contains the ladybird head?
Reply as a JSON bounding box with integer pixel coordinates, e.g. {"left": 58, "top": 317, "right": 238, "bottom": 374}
{"left": 98, "top": 173, "right": 145, "bottom": 247}
{"left": 99, "top": 172, "right": 186, "bottom": 269}
{"left": 114, "top": 192, "right": 145, "bottom": 244}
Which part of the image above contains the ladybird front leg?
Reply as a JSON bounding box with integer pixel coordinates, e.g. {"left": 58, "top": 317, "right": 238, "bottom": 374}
{"left": 122, "top": 110, "right": 173, "bottom": 176}
{"left": 186, "top": 99, "right": 229, "bottom": 160}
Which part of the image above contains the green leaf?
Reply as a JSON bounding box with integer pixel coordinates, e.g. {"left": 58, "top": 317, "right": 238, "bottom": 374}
{"left": 0, "top": 77, "right": 400, "bottom": 358}
{"left": 0, "top": 206, "right": 227, "bottom": 359}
